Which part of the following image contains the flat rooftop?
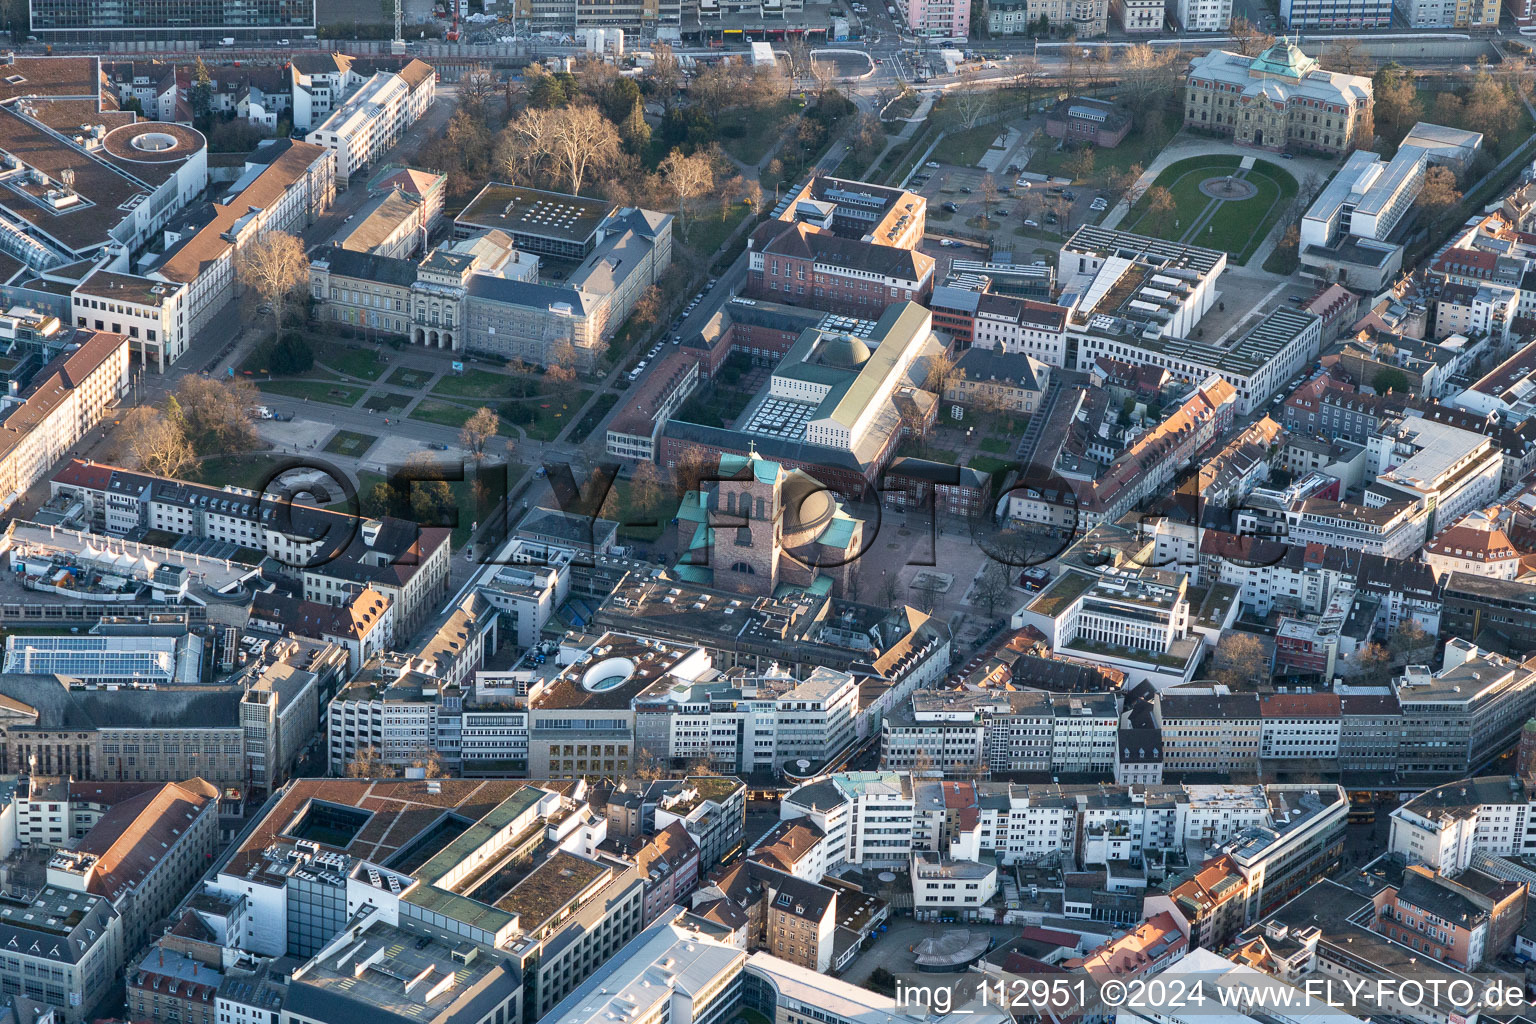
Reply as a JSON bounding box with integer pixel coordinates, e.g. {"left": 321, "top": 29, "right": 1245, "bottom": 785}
{"left": 456, "top": 183, "right": 613, "bottom": 244}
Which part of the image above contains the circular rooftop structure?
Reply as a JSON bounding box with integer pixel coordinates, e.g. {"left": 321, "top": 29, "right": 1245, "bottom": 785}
{"left": 913, "top": 929, "right": 993, "bottom": 971}
{"left": 817, "top": 333, "right": 872, "bottom": 370}
{"left": 102, "top": 122, "right": 206, "bottom": 164}
{"left": 582, "top": 656, "right": 636, "bottom": 692}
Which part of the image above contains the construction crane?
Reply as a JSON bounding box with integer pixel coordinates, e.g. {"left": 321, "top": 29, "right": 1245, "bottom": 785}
{"left": 446, "top": 7, "right": 460, "bottom": 41}
{"left": 391, "top": 0, "right": 405, "bottom": 53}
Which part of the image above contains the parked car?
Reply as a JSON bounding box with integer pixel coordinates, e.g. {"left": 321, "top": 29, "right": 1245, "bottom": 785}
{"left": 427, "top": 442, "right": 449, "bottom": 450}
{"left": 942, "top": 201, "right": 959, "bottom": 212}
{"left": 1024, "top": 218, "right": 1040, "bottom": 228}
{"left": 925, "top": 161, "right": 940, "bottom": 168}
{"left": 939, "top": 238, "right": 958, "bottom": 246}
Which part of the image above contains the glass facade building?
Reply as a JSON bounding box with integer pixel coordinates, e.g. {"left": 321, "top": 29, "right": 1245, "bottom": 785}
{"left": 29, "top": 0, "right": 316, "bottom": 38}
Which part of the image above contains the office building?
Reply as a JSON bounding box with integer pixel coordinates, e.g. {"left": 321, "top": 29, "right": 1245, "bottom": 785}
{"left": 29, "top": 0, "right": 316, "bottom": 39}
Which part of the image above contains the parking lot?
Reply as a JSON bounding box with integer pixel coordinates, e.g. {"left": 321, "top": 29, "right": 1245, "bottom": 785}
{"left": 912, "top": 154, "right": 1107, "bottom": 258}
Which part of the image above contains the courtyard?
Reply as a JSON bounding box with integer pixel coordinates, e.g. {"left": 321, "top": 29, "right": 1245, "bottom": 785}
{"left": 1119, "top": 154, "right": 1298, "bottom": 264}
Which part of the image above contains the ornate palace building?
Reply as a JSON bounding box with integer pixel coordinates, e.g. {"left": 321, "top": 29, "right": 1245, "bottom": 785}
{"left": 1184, "top": 42, "right": 1374, "bottom": 155}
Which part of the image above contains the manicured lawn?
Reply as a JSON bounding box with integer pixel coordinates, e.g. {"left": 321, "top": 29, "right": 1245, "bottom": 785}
{"left": 323, "top": 430, "right": 377, "bottom": 457}
{"left": 259, "top": 379, "right": 365, "bottom": 406}
{"left": 1027, "top": 103, "right": 1184, "bottom": 182}
{"left": 683, "top": 204, "right": 753, "bottom": 261}
{"left": 431, "top": 368, "right": 522, "bottom": 401}
{"left": 979, "top": 436, "right": 1013, "bottom": 455}
{"left": 676, "top": 384, "right": 755, "bottom": 429}
{"left": 1120, "top": 155, "right": 1296, "bottom": 265}
{"left": 363, "top": 391, "right": 412, "bottom": 413}
{"left": 387, "top": 366, "right": 435, "bottom": 390}
{"left": 314, "top": 343, "right": 386, "bottom": 381}
{"left": 354, "top": 468, "right": 519, "bottom": 550}
{"left": 409, "top": 399, "right": 476, "bottom": 429}
{"left": 717, "top": 98, "right": 798, "bottom": 166}
{"left": 944, "top": 124, "right": 1010, "bottom": 167}
{"left": 969, "top": 454, "right": 1015, "bottom": 476}
{"left": 190, "top": 453, "right": 292, "bottom": 492}
{"left": 501, "top": 389, "right": 594, "bottom": 442}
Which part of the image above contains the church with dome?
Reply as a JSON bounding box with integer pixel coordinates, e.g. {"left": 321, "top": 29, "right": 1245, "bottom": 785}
{"left": 671, "top": 450, "right": 866, "bottom": 599}
{"left": 1184, "top": 41, "right": 1374, "bottom": 155}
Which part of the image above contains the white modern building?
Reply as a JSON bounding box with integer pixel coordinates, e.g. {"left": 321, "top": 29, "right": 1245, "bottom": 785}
{"left": 305, "top": 61, "right": 435, "bottom": 186}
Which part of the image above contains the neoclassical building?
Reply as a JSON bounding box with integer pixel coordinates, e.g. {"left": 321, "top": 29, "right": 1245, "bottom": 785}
{"left": 1184, "top": 41, "right": 1373, "bottom": 155}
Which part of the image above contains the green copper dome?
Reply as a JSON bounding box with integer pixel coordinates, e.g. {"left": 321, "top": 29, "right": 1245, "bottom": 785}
{"left": 1249, "top": 41, "right": 1315, "bottom": 80}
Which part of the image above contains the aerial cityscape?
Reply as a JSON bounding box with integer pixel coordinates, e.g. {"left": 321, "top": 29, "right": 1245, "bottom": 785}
{"left": 0, "top": 0, "right": 1535, "bottom": 1023}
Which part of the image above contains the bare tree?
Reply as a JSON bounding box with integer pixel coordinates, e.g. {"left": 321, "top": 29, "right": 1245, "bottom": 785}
{"left": 459, "top": 66, "right": 499, "bottom": 111}
{"left": 980, "top": 173, "right": 999, "bottom": 223}
{"left": 498, "top": 106, "right": 555, "bottom": 185}
{"left": 237, "top": 230, "right": 308, "bottom": 346}
{"left": 345, "top": 746, "right": 393, "bottom": 778}
{"left": 630, "top": 460, "right": 664, "bottom": 518}
{"left": 784, "top": 37, "right": 813, "bottom": 86}
{"left": 176, "top": 376, "right": 260, "bottom": 455}
{"left": 1145, "top": 185, "right": 1177, "bottom": 235}
{"left": 923, "top": 349, "right": 958, "bottom": 394}
{"left": 547, "top": 104, "right": 622, "bottom": 196}
{"left": 1228, "top": 17, "right": 1274, "bottom": 57}
{"left": 1323, "top": 37, "right": 1373, "bottom": 77}
{"left": 1416, "top": 165, "right": 1462, "bottom": 233}
{"left": 646, "top": 42, "right": 683, "bottom": 108}
{"left": 459, "top": 406, "right": 500, "bottom": 461}
{"left": 973, "top": 561, "right": 1013, "bottom": 617}
{"left": 1014, "top": 55, "right": 1044, "bottom": 110}
{"left": 660, "top": 149, "right": 716, "bottom": 241}
{"left": 121, "top": 405, "right": 193, "bottom": 478}
{"left": 1107, "top": 162, "right": 1146, "bottom": 210}
{"left": 1210, "top": 633, "right": 1268, "bottom": 688}
{"left": 947, "top": 71, "right": 990, "bottom": 131}
{"left": 409, "top": 746, "right": 448, "bottom": 778}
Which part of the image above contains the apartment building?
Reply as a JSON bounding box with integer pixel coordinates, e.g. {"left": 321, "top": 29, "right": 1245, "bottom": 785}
{"left": 1234, "top": 881, "right": 1484, "bottom": 1024}
{"left": 984, "top": 0, "right": 1108, "bottom": 35}
{"left": 904, "top": 0, "right": 970, "bottom": 38}
{"left": 1112, "top": 0, "right": 1165, "bottom": 29}
{"left": 1172, "top": 0, "right": 1231, "bottom": 29}
{"left": 1390, "top": 775, "right": 1536, "bottom": 872}
{"left": 45, "top": 777, "right": 219, "bottom": 953}
{"left": 1370, "top": 865, "right": 1525, "bottom": 970}
{"left": 1395, "top": 0, "right": 1499, "bottom": 27}
{"left": 49, "top": 460, "right": 452, "bottom": 636}
{"left": 0, "top": 332, "right": 129, "bottom": 517}
{"left": 779, "top": 771, "right": 1345, "bottom": 889}
{"left": 1159, "top": 693, "right": 1261, "bottom": 774}
{"left": 290, "top": 54, "right": 358, "bottom": 131}
{"left": 304, "top": 61, "right": 435, "bottom": 187}
{"left": 881, "top": 690, "right": 1118, "bottom": 775}
{"left": 911, "top": 851, "right": 998, "bottom": 917}
{"left": 970, "top": 294, "right": 1070, "bottom": 365}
